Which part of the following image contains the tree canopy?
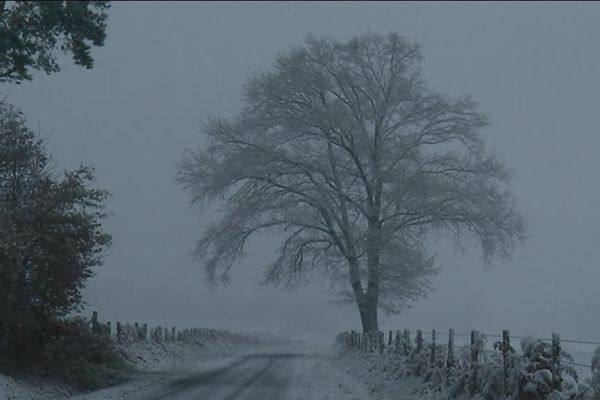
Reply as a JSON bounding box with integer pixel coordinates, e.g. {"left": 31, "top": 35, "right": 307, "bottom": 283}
{"left": 0, "top": 100, "right": 111, "bottom": 357}
{"left": 0, "top": 0, "right": 110, "bottom": 83}
{"left": 178, "top": 32, "right": 526, "bottom": 332}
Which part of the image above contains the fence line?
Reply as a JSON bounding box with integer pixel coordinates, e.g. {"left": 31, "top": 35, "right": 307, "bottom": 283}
{"left": 337, "top": 327, "right": 600, "bottom": 399}
{"left": 385, "top": 329, "right": 599, "bottom": 369}
{"left": 396, "top": 329, "right": 600, "bottom": 346}
{"left": 87, "top": 311, "right": 260, "bottom": 346}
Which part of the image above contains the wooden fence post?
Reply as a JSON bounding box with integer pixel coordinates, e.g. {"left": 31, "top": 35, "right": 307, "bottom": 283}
{"left": 416, "top": 329, "right": 423, "bottom": 353}
{"left": 379, "top": 331, "right": 385, "bottom": 354}
{"left": 470, "top": 330, "right": 479, "bottom": 395}
{"left": 359, "top": 332, "right": 363, "bottom": 351}
{"left": 447, "top": 328, "right": 455, "bottom": 383}
{"left": 430, "top": 329, "right": 436, "bottom": 366}
{"left": 388, "top": 330, "right": 393, "bottom": 348}
{"left": 106, "top": 321, "right": 111, "bottom": 336}
{"left": 395, "top": 330, "right": 401, "bottom": 354}
{"left": 91, "top": 311, "right": 99, "bottom": 334}
{"left": 403, "top": 329, "right": 410, "bottom": 355}
{"left": 372, "top": 331, "right": 376, "bottom": 353}
{"left": 552, "top": 333, "right": 561, "bottom": 391}
{"left": 172, "top": 327, "right": 176, "bottom": 341}
{"left": 116, "top": 321, "right": 122, "bottom": 344}
{"left": 502, "top": 330, "right": 511, "bottom": 397}
{"left": 358, "top": 332, "right": 362, "bottom": 351}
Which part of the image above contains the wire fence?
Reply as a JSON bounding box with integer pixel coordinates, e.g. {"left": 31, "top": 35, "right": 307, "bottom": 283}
{"left": 372, "top": 329, "right": 599, "bottom": 372}
{"left": 337, "top": 328, "right": 599, "bottom": 400}
{"left": 401, "top": 329, "right": 600, "bottom": 346}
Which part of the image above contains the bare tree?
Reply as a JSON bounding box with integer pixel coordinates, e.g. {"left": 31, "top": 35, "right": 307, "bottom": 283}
{"left": 177, "top": 32, "right": 526, "bottom": 332}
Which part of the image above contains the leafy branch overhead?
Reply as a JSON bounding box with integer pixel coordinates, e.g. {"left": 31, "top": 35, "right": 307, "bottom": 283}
{"left": 0, "top": 1, "right": 110, "bottom": 83}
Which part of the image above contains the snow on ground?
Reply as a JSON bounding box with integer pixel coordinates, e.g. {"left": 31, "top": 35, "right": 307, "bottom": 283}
{"left": 287, "top": 351, "right": 374, "bottom": 400}
{"left": 3, "top": 334, "right": 597, "bottom": 400}
{"left": 0, "top": 329, "right": 266, "bottom": 400}
{"left": 334, "top": 350, "right": 442, "bottom": 400}
{"left": 68, "top": 341, "right": 378, "bottom": 400}
{"left": 67, "top": 357, "right": 241, "bottom": 400}
{"left": 0, "top": 373, "right": 75, "bottom": 400}
{"left": 69, "top": 333, "right": 273, "bottom": 400}
{"left": 119, "top": 337, "right": 255, "bottom": 372}
{"left": 326, "top": 341, "right": 600, "bottom": 400}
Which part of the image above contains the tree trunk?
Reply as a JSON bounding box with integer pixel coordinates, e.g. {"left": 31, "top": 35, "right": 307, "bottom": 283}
{"left": 358, "top": 297, "right": 378, "bottom": 332}
{"left": 347, "top": 250, "right": 379, "bottom": 333}
{"left": 361, "top": 217, "right": 381, "bottom": 333}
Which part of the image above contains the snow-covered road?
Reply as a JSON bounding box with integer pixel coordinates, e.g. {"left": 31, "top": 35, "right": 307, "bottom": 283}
{"left": 66, "top": 344, "right": 371, "bottom": 400}
{"left": 135, "top": 352, "right": 298, "bottom": 400}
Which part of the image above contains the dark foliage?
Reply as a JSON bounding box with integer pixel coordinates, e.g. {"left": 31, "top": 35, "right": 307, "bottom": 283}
{"left": 0, "top": 1, "right": 110, "bottom": 83}
{"left": 0, "top": 100, "right": 113, "bottom": 387}
{"left": 0, "top": 316, "right": 129, "bottom": 391}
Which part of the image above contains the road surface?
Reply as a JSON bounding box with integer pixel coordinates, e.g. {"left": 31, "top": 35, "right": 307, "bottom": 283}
{"left": 136, "top": 353, "right": 300, "bottom": 400}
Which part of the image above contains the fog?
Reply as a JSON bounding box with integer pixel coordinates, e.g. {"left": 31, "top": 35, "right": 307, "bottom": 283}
{"left": 2, "top": 2, "right": 599, "bottom": 342}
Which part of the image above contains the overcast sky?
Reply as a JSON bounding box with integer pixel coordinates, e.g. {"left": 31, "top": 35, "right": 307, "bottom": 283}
{"left": 2, "top": 2, "right": 600, "bottom": 342}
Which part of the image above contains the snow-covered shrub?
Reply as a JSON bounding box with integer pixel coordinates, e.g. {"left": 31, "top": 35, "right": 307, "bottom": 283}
{"left": 398, "top": 333, "right": 413, "bottom": 356}
{"left": 422, "top": 344, "right": 449, "bottom": 391}
{"left": 581, "top": 346, "right": 600, "bottom": 400}
{"left": 407, "top": 341, "right": 431, "bottom": 377}
{"left": 448, "top": 333, "right": 524, "bottom": 400}
{"left": 479, "top": 350, "right": 511, "bottom": 400}
{"left": 517, "top": 336, "right": 580, "bottom": 400}
{"left": 447, "top": 344, "right": 471, "bottom": 397}
{"left": 34, "top": 317, "right": 129, "bottom": 391}
{"left": 517, "top": 336, "right": 554, "bottom": 400}
{"left": 448, "top": 333, "right": 489, "bottom": 397}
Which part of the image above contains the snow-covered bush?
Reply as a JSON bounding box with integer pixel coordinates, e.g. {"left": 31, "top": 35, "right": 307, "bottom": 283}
{"left": 578, "top": 346, "right": 600, "bottom": 400}
{"left": 448, "top": 333, "right": 489, "bottom": 398}
{"left": 590, "top": 347, "right": 600, "bottom": 393}
{"left": 517, "top": 336, "right": 580, "bottom": 400}
{"left": 335, "top": 330, "right": 593, "bottom": 400}
{"left": 422, "top": 344, "right": 449, "bottom": 391}
{"left": 479, "top": 350, "right": 514, "bottom": 400}
{"left": 407, "top": 341, "right": 431, "bottom": 377}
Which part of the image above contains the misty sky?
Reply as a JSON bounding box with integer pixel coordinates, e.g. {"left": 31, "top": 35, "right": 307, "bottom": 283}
{"left": 2, "top": 2, "right": 600, "bottom": 341}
